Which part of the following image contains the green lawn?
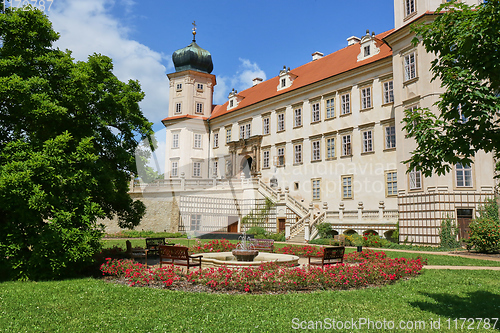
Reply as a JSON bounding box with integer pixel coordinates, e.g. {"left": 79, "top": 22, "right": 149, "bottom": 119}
{"left": 1, "top": 270, "right": 499, "bottom": 332}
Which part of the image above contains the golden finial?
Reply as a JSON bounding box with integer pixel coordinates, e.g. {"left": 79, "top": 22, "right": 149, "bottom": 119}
{"left": 192, "top": 21, "right": 197, "bottom": 41}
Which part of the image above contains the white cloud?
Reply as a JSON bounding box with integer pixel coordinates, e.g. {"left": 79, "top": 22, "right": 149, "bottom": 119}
{"left": 48, "top": 0, "right": 170, "bottom": 124}
{"left": 213, "top": 58, "right": 266, "bottom": 105}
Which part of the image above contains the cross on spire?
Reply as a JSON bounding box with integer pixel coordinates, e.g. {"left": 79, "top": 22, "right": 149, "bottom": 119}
{"left": 192, "top": 21, "right": 197, "bottom": 41}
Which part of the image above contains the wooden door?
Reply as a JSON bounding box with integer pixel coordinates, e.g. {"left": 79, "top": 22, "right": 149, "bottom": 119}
{"left": 278, "top": 218, "right": 286, "bottom": 233}
{"left": 227, "top": 222, "right": 238, "bottom": 233}
{"left": 457, "top": 209, "right": 473, "bottom": 239}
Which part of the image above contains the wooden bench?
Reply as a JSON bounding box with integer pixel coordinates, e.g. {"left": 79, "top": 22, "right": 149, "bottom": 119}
{"left": 145, "top": 237, "right": 174, "bottom": 256}
{"left": 159, "top": 245, "right": 203, "bottom": 271}
{"left": 307, "top": 246, "right": 345, "bottom": 268}
{"left": 250, "top": 238, "right": 274, "bottom": 252}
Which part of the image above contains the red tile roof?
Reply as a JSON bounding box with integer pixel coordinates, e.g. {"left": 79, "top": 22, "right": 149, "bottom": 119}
{"left": 210, "top": 30, "right": 394, "bottom": 119}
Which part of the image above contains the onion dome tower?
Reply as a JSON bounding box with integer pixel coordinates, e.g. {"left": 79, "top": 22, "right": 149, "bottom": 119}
{"left": 172, "top": 23, "right": 213, "bottom": 74}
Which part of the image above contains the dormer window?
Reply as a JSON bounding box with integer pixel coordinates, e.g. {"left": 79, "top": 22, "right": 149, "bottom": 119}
{"left": 227, "top": 88, "right": 243, "bottom": 110}
{"left": 277, "top": 66, "right": 297, "bottom": 91}
{"left": 357, "top": 30, "right": 380, "bottom": 62}
{"left": 364, "top": 46, "right": 370, "bottom": 57}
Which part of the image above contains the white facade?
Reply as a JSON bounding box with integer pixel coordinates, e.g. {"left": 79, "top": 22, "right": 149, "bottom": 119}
{"left": 155, "top": 0, "right": 496, "bottom": 244}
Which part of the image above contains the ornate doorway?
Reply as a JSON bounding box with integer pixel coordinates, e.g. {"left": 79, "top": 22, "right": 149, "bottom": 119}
{"left": 240, "top": 156, "right": 253, "bottom": 178}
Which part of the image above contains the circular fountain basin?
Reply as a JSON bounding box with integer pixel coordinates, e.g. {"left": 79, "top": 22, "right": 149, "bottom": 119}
{"left": 193, "top": 252, "right": 300, "bottom": 268}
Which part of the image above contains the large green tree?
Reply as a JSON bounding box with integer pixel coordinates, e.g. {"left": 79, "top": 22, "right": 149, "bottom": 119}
{"left": 403, "top": 0, "right": 500, "bottom": 176}
{"left": 0, "top": 7, "right": 153, "bottom": 280}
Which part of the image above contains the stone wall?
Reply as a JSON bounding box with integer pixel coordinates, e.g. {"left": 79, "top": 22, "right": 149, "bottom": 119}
{"left": 99, "top": 194, "right": 180, "bottom": 234}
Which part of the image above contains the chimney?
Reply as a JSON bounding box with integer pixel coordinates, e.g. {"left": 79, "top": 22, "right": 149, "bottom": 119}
{"left": 312, "top": 51, "right": 324, "bottom": 61}
{"left": 252, "top": 77, "right": 263, "bottom": 86}
{"left": 347, "top": 36, "right": 361, "bottom": 46}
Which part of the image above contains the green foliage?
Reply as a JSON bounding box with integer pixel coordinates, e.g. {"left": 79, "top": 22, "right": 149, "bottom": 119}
{"left": 315, "top": 222, "right": 333, "bottom": 239}
{"left": 308, "top": 238, "right": 340, "bottom": 246}
{"left": 439, "top": 218, "right": 461, "bottom": 249}
{"left": 266, "top": 231, "right": 285, "bottom": 242}
{"left": 0, "top": 9, "right": 153, "bottom": 280}
{"left": 246, "top": 227, "right": 267, "bottom": 239}
{"left": 105, "top": 231, "right": 186, "bottom": 239}
{"left": 468, "top": 199, "right": 500, "bottom": 253}
{"left": 405, "top": 0, "right": 500, "bottom": 176}
{"left": 241, "top": 198, "right": 274, "bottom": 228}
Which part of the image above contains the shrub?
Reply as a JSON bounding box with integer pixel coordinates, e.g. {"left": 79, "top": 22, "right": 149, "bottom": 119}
{"left": 266, "top": 231, "right": 285, "bottom": 242}
{"left": 316, "top": 222, "right": 333, "bottom": 239}
{"left": 308, "top": 239, "right": 340, "bottom": 246}
{"left": 468, "top": 217, "right": 500, "bottom": 253}
{"left": 246, "top": 227, "right": 267, "bottom": 239}
{"left": 439, "top": 218, "right": 461, "bottom": 249}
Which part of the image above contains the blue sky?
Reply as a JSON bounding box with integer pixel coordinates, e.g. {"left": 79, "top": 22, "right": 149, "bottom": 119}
{"left": 39, "top": 0, "right": 395, "bottom": 131}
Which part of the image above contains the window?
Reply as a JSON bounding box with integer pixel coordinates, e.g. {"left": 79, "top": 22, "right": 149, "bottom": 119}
{"left": 383, "top": 81, "right": 394, "bottom": 104}
{"left": 342, "top": 134, "right": 352, "bottom": 156}
{"left": 197, "top": 83, "right": 204, "bottom": 90}
{"left": 364, "top": 46, "right": 370, "bottom": 57}
{"left": 362, "top": 130, "right": 373, "bottom": 153}
{"left": 405, "top": 0, "right": 415, "bottom": 16}
{"left": 409, "top": 167, "right": 422, "bottom": 190}
{"left": 212, "top": 161, "right": 218, "bottom": 177}
{"left": 386, "top": 171, "right": 397, "bottom": 196}
{"left": 312, "top": 140, "right": 321, "bottom": 161}
{"left": 281, "top": 78, "right": 286, "bottom": 88}
{"left": 175, "top": 102, "right": 182, "bottom": 113}
{"left": 230, "top": 100, "right": 234, "bottom": 108}
{"left": 326, "top": 98, "right": 335, "bottom": 119}
{"left": 245, "top": 123, "right": 251, "bottom": 138}
{"left": 312, "top": 179, "right": 321, "bottom": 201}
{"left": 385, "top": 125, "right": 396, "bottom": 149}
{"left": 213, "top": 133, "right": 219, "bottom": 148}
{"left": 171, "top": 161, "right": 178, "bottom": 177}
{"left": 176, "top": 83, "right": 182, "bottom": 91}
{"left": 193, "top": 162, "right": 201, "bottom": 177}
{"left": 294, "top": 108, "right": 302, "bottom": 127}
{"left": 226, "top": 128, "right": 232, "bottom": 143}
{"left": 294, "top": 144, "right": 302, "bottom": 164}
{"left": 194, "top": 133, "right": 202, "bottom": 148}
{"left": 326, "top": 137, "right": 335, "bottom": 159}
{"left": 263, "top": 117, "right": 270, "bottom": 135}
{"left": 341, "top": 93, "right": 350, "bottom": 115}
{"left": 172, "top": 133, "right": 179, "bottom": 148}
{"left": 277, "top": 113, "right": 285, "bottom": 132}
{"left": 342, "top": 176, "right": 353, "bottom": 199}
{"left": 277, "top": 147, "right": 285, "bottom": 166}
{"left": 404, "top": 52, "right": 417, "bottom": 81}
{"left": 406, "top": 105, "right": 418, "bottom": 134}
{"left": 312, "top": 102, "right": 320, "bottom": 122}
{"left": 456, "top": 163, "right": 472, "bottom": 187}
{"left": 263, "top": 150, "right": 270, "bottom": 169}
{"left": 196, "top": 102, "right": 203, "bottom": 114}
{"left": 190, "top": 214, "right": 201, "bottom": 231}
{"left": 361, "top": 87, "right": 372, "bottom": 109}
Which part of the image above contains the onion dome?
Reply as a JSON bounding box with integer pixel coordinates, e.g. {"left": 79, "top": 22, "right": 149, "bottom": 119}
{"left": 172, "top": 23, "right": 213, "bottom": 74}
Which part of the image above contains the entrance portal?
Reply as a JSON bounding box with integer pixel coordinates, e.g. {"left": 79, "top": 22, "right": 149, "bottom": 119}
{"left": 240, "top": 157, "right": 253, "bottom": 178}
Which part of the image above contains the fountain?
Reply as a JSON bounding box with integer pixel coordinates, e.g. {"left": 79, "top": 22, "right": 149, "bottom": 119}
{"left": 191, "top": 231, "right": 300, "bottom": 268}
{"left": 231, "top": 232, "right": 258, "bottom": 261}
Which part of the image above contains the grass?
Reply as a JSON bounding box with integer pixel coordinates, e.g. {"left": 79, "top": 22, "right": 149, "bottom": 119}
{"left": 1, "top": 270, "right": 499, "bottom": 332}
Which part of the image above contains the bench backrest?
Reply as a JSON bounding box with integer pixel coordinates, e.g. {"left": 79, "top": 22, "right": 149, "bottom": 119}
{"left": 323, "top": 246, "right": 345, "bottom": 260}
{"left": 159, "top": 245, "right": 189, "bottom": 260}
{"left": 146, "top": 237, "right": 166, "bottom": 248}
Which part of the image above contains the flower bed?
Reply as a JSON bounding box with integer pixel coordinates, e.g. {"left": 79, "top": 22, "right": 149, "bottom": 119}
{"left": 100, "top": 250, "right": 426, "bottom": 293}
{"left": 275, "top": 244, "right": 324, "bottom": 257}
{"left": 188, "top": 239, "right": 236, "bottom": 254}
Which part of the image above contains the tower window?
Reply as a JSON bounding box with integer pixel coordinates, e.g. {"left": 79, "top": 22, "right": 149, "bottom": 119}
{"left": 176, "top": 83, "right": 182, "bottom": 91}
{"left": 175, "top": 103, "right": 182, "bottom": 113}
{"left": 196, "top": 102, "right": 203, "bottom": 114}
{"left": 197, "top": 83, "right": 204, "bottom": 90}
{"left": 405, "top": 0, "right": 416, "bottom": 17}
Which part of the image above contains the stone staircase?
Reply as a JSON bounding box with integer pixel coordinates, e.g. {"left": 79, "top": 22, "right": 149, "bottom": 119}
{"left": 287, "top": 228, "right": 306, "bottom": 243}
